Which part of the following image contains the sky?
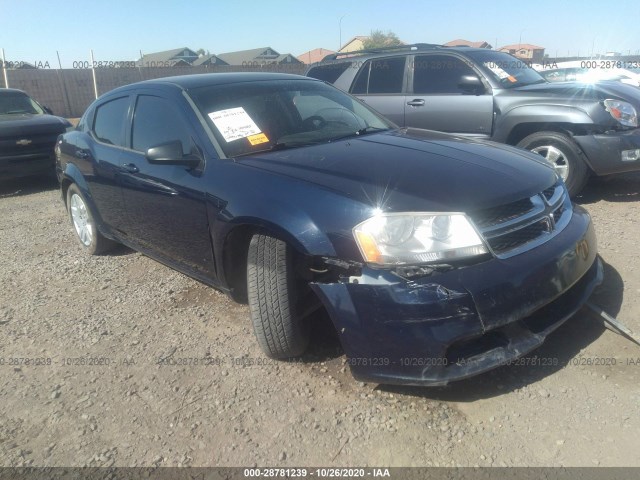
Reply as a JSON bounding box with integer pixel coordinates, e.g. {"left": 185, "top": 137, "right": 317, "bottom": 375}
{"left": 1, "top": 0, "right": 639, "bottom": 67}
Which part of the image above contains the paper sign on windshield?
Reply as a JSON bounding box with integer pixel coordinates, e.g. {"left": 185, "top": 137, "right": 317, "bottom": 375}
{"left": 208, "top": 107, "right": 261, "bottom": 142}
{"left": 484, "top": 62, "right": 510, "bottom": 80}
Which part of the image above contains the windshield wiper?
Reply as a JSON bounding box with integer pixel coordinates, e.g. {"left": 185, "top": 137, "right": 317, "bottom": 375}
{"left": 329, "top": 126, "right": 389, "bottom": 142}
{"left": 516, "top": 79, "right": 548, "bottom": 87}
{"left": 234, "top": 141, "right": 323, "bottom": 158}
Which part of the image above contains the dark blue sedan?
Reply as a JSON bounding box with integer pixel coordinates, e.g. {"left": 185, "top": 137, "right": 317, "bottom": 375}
{"left": 56, "top": 73, "right": 602, "bottom": 386}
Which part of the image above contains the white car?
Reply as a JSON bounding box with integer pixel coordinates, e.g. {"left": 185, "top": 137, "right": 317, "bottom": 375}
{"left": 535, "top": 61, "right": 640, "bottom": 87}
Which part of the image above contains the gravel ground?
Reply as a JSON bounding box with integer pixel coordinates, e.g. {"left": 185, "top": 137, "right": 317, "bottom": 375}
{"left": 0, "top": 173, "right": 639, "bottom": 467}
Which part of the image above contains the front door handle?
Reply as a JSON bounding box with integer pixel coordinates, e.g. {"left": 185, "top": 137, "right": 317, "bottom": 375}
{"left": 406, "top": 99, "right": 425, "bottom": 107}
{"left": 122, "top": 163, "right": 139, "bottom": 174}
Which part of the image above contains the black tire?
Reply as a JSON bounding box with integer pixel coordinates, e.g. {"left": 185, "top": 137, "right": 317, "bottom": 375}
{"left": 66, "top": 184, "right": 115, "bottom": 255}
{"left": 247, "top": 234, "right": 310, "bottom": 358}
{"left": 517, "top": 131, "right": 589, "bottom": 196}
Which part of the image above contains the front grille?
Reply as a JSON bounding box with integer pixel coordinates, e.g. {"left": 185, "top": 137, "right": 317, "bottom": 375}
{"left": 471, "top": 198, "right": 534, "bottom": 229}
{"left": 0, "top": 133, "right": 59, "bottom": 157}
{"left": 542, "top": 186, "right": 556, "bottom": 201}
{"left": 469, "top": 181, "right": 572, "bottom": 258}
{"left": 486, "top": 219, "right": 550, "bottom": 253}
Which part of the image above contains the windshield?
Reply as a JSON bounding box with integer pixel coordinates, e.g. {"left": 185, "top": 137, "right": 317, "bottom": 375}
{"left": 188, "top": 79, "right": 393, "bottom": 158}
{"left": 466, "top": 51, "right": 547, "bottom": 88}
{"left": 0, "top": 92, "right": 45, "bottom": 115}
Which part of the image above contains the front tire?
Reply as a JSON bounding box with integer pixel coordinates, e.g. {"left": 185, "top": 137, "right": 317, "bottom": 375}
{"left": 247, "top": 234, "right": 310, "bottom": 358}
{"left": 517, "top": 131, "right": 589, "bottom": 196}
{"left": 66, "top": 184, "right": 115, "bottom": 255}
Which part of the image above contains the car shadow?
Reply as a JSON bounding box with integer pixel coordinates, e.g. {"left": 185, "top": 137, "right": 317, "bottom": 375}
{"left": 576, "top": 172, "right": 640, "bottom": 205}
{"left": 377, "top": 259, "right": 623, "bottom": 401}
{"left": 105, "top": 244, "right": 136, "bottom": 257}
{"left": 0, "top": 175, "right": 59, "bottom": 197}
{"left": 298, "top": 308, "right": 345, "bottom": 363}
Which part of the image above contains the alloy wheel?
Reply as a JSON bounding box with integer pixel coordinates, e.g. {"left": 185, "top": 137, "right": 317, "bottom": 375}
{"left": 70, "top": 193, "right": 93, "bottom": 246}
{"left": 530, "top": 145, "right": 570, "bottom": 181}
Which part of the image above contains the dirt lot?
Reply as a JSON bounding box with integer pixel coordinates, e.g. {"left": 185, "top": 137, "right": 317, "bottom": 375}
{"left": 1, "top": 174, "right": 639, "bottom": 468}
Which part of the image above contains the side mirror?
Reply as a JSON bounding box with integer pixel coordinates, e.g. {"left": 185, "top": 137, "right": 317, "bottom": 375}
{"left": 42, "top": 105, "right": 53, "bottom": 115}
{"left": 458, "top": 75, "right": 484, "bottom": 94}
{"left": 145, "top": 140, "right": 201, "bottom": 168}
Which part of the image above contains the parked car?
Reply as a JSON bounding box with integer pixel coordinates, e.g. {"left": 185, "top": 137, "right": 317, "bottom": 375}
{"left": 0, "top": 88, "right": 72, "bottom": 180}
{"left": 306, "top": 44, "right": 640, "bottom": 196}
{"left": 534, "top": 60, "right": 640, "bottom": 87}
{"left": 56, "top": 73, "right": 602, "bottom": 386}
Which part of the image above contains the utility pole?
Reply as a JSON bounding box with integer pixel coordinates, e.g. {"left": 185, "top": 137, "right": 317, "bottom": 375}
{"left": 339, "top": 14, "right": 347, "bottom": 51}
{"left": 1, "top": 48, "right": 8, "bottom": 88}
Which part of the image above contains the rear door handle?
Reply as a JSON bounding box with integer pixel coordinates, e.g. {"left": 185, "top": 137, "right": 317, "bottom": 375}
{"left": 122, "top": 163, "right": 139, "bottom": 174}
{"left": 406, "top": 99, "right": 425, "bottom": 107}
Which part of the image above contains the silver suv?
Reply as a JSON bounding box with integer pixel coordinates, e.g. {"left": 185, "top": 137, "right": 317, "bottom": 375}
{"left": 306, "top": 44, "right": 640, "bottom": 196}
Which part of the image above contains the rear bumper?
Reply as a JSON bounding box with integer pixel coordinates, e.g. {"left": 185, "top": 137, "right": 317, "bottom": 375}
{"left": 311, "top": 205, "right": 601, "bottom": 386}
{"left": 0, "top": 152, "right": 55, "bottom": 180}
{"left": 575, "top": 128, "right": 640, "bottom": 175}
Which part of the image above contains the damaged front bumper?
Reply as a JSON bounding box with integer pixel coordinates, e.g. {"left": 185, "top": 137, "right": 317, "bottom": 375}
{"left": 310, "top": 205, "right": 602, "bottom": 386}
{"left": 575, "top": 127, "right": 640, "bottom": 176}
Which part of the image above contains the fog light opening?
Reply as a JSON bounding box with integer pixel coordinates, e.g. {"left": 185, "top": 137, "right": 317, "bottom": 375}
{"left": 621, "top": 149, "right": 640, "bottom": 162}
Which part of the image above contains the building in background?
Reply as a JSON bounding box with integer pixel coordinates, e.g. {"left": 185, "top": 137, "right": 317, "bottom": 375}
{"left": 296, "top": 48, "right": 336, "bottom": 64}
{"left": 338, "top": 36, "right": 369, "bottom": 53}
{"left": 217, "top": 47, "right": 301, "bottom": 65}
{"left": 191, "top": 54, "right": 229, "bottom": 67}
{"left": 137, "top": 48, "right": 201, "bottom": 67}
{"left": 444, "top": 39, "right": 492, "bottom": 49}
{"left": 498, "top": 44, "right": 546, "bottom": 63}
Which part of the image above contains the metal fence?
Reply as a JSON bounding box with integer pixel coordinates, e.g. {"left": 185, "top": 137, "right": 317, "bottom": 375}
{"left": 0, "top": 64, "right": 307, "bottom": 118}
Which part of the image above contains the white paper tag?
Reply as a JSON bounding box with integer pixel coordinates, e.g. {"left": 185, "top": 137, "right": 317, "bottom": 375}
{"left": 484, "top": 62, "right": 509, "bottom": 79}
{"left": 208, "top": 107, "right": 262, "bottom": 142}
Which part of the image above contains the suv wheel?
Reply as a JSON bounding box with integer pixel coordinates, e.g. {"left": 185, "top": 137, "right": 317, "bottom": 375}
{"left": 517, "top": 131, "right": 588, "bottom": 196}
{"left": 247, "top": 234, "right": 310, "bottom": 358}
{"left": 66, "top": 184, "right": 115, "bottom": 255}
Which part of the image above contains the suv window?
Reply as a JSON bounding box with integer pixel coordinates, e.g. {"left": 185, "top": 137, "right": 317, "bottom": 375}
{"left": 307, "top": 62, "right": 352, "bottom": 84}
{"left": 413, "top": 55, "right": 478, "bottom": 94}
{"left": 132, "top": 95, "right": 192, "bottom": 155}
{"left": 350, "top": 57, "right": 406, "bottom": 94}
{"left": 93, "top": 96, "right": 129, "bottom": 146}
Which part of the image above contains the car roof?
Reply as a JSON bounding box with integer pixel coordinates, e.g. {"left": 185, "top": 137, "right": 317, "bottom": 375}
{"left": 110, "top": 72, "right": 315, "bottom": 94}
{"left": 0, "top": 88, "right": 28, "bottom": 95}
{"left": 317, "top": 44, "right": 495, "bottom": 63}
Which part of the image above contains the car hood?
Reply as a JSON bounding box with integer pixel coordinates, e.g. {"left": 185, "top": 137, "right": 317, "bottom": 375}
{"left": 0, "top": 113, "right": 70, "bottom": 136}
{"left": 510, "top": 80, "right": 640, "bottom": 106}
{"left": 236, "top": 128, "right": 557, "bottom": 212}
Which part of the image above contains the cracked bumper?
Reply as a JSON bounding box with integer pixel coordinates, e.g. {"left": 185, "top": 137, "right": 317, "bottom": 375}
{"left": 310, "top": 206, "right": 602, "bottom": 386}
{"left": 575, "top": 128, "right": 640, "bottom": 175}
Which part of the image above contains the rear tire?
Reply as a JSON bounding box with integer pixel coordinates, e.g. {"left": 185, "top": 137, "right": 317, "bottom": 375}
{"left": 66, "top": 184, "right": 115, "bottom": 255}
{"left": 247, "top": 234, "right": 310, "bottom": 358}
{"left": 517, "top": 131, "right": 589, "bottom": 196}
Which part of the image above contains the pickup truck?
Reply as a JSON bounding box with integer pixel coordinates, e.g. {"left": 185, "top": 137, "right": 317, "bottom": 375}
{"left": 0, "top": 88, "right": 71, "bottom": 181}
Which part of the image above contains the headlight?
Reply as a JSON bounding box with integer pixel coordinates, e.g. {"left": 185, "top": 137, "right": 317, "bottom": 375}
{"left": 603, "top": 99, "right": 638, "bottom": 127}
{"left": 353, "top": 212, "right": 488, "bottom": 265}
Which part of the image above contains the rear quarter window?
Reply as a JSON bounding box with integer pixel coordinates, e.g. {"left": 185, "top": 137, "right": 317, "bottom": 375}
{"left": 92, "top": 96, "right": 130, "bottom": 147}
{"left": 307, "top": 62, "right": 352, "bottom": 84}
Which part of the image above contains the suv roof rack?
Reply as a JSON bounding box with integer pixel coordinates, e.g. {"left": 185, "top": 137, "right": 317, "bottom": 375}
{"left": 321, "top": 43, "right": 446, "bottom": 62}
